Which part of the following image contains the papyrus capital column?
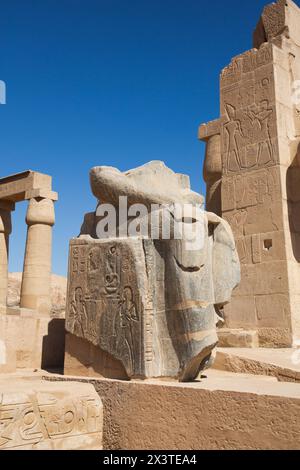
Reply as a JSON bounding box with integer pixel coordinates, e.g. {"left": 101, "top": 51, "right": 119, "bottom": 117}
{"left": 20, "top": 197, "right": 55, "bottom": 316}
{"left": 0, "top": 202, "right": 13, "bottom": 312}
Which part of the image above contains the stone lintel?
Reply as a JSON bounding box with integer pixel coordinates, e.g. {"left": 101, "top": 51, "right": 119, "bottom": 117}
{"left": 0, "top": 170, "right": 54, "bottom": 202}
{"left": 198, "top": 118, "right": 222, "bottom": 141}
{"left": 25, "top": 189, "right": 58, "bottom": 201}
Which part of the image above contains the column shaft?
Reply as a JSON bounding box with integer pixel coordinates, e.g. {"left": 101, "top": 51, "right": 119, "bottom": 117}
{"left": 0, "top": 209, "right": 12, "bottom": 310}
{"left": 20, "top": 198, "right": 55, "bottom": 316}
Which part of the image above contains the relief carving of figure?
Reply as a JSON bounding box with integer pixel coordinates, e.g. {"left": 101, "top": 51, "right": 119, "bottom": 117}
{"left": 224, "top": 104, "right": 244, "bottom": 172}
{"left": 118, "top": 287, "right": 139, "bottom": 372}
{"left": 66, "top": 161, "right": 240, "bottom": 381}
{"left": 71, "top": 287, "right": 87, "bottom": 337}
{"left": 247, "top": 99, "right": 274, "bottom": 166}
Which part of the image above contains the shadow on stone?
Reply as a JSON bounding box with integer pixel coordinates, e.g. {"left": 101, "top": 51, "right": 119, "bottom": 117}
{"left": 41, "top": 318, "right": 66, "bottom": 373}
{"left": 286, "top": 143, "right": 300, "bottom": 262}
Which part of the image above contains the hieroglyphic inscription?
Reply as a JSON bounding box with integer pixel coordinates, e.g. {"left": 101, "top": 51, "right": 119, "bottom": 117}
{"left": 142, "top": 240, "right": 156, "bottom": 364}
{"left": 222, "top": 166, "right": 281, "bottom": 212}
{"left": 0, "top": 391, "right": 102, "bottom": 450}
{"left": 66, "top": 240, "right": 145, "bottom": 377}
{"left": 221, "top": 46, "right": 277, "bottom": 174}
{"left": 222, "top": 100, "right": 275, "bottom": 173}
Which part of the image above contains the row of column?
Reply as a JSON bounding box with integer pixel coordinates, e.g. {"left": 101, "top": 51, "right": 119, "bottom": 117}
{"left": 0, "top": 197, "right": 55, "bottom": 316}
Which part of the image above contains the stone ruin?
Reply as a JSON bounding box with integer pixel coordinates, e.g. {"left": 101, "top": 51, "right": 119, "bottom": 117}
{"left": 200, "top": 0, "right": 300, "bottom": 349}
{"left": 0, "top": 171, "right": 65, "bottom": 374}
{"left": 64, "top": 162, "right": 240, "bottom": 381}
{"left": 1, "top": 0, "right": 300, "bottom": 451}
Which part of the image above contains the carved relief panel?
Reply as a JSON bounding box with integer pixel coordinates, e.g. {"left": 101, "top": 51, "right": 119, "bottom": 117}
{"left": 66, "top": 239, "right": 148, "bottom": 378}
{"left": 221, "top": 45, "right": 278, "bottom": 175}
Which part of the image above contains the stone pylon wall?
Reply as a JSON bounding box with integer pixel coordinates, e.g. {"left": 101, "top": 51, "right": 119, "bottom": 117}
{"left": 200, "top": 0, "right": 300, "bottom": 347}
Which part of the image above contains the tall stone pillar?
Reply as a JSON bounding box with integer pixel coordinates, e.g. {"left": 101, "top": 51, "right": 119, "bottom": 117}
{"left": 202, "top": 131, "right": 222, "bottom": 216}
{"left": 199, "top": 0, "right": 300, "bottom": 347}
{"left": 20, "top": 197, "right": 55, "bottom": 316}
{"left": 0, "top": 202, "right": 13, "bottom": 313}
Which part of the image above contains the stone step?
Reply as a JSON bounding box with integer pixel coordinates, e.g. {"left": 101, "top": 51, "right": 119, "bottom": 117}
{"left": 214, "top": 347, "right": 300, "bottom": 383}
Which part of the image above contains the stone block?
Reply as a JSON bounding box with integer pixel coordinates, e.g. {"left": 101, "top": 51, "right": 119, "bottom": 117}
{"left": 54, "top": 373, "right": 300, "bottom": 450}
{"left": 0, "top": 310, "right": 65, "bottom": 373}
{"left": 0, "top": 376, "right": 103, "bottom": 450}
{"left": 217, "top": 329, "right": 259, "bottom": 348}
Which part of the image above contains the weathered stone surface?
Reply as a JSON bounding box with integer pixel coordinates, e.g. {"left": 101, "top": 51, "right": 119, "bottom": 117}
{"left": 0, "top": 376, "right": 103, "bottom": 450}
{"left": 54, "top": 372, "right": 300, "bottom": 450}
{"left": 90, "top": 161, "right": 204, "bottom": 208}
{"left": 214, "top": 347, "right": 300, "bottom": 383}
{"left": 253, "top": 0, "right": 300, "bottom": 50}
{"left": 65, "top": 162, "right": 240, "bottom": 381}
{"left": 217, "top": 329, "right": 259, "bottom": 348}
{"left": 0, "top": 311, "right": 65, "bottom": 373}
{"left": 7, "top": 273, "right": 67, "bottom": 317}
{"left": 199, "top": 0, "right": 300, "bottom": 347}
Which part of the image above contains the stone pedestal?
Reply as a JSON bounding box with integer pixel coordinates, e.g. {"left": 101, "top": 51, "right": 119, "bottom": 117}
{"left": 54, "top": 371, "right": 300, "bottom": 450}
{"left": 20, "top": 198, "right": 55, "bottom": 316}
{"left": 64, "top": 228, "right": 239, "bottom": 381}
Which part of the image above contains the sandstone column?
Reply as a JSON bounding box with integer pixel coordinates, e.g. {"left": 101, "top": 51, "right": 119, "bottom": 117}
{"left": 202, "top": 132, "right": 222, "bottom": 216}
{"left": 0, "top": 202, "right": 13, "bottom": 313}
{"left": 20, "top": 197, "right": 55, "bottom": 315}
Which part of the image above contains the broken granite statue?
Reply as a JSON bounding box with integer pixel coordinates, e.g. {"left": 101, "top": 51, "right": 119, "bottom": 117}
{"left": 65, "top": 162, "right": 240, "bottom": 381}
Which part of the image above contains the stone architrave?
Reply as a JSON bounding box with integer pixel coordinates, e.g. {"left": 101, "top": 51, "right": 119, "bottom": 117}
{"left": 65, "top": 162, "right": 240, "bottom": 381}
{"left": 199, "top": 0, "right": 300, "bottom": 347}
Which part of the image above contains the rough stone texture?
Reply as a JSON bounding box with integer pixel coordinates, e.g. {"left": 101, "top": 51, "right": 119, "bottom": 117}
{"left": 65, "top": 162, "right": 240, "bottom": 381}
{"left": 214, "top": 347, "right": 300, "bottom": 383}
{"left": 0, "top": 375, "right": 103, "bottom": 450}
{"left": 0, "top": 311, "right": 65, "bottom": 373}
{"left": 90, "top": 161, "right": 204, "bottom": 208}
{"left": 217, "top": 328, "right": 259, "bottom": 348}
{"left": 7, "top": 273, "right": 67, "bottom": 317}
{"left": 51, "top": 372, "right": 300, "bottom": 450}
{"left": 199, "top": 0, "right": 300, "bottom": 347}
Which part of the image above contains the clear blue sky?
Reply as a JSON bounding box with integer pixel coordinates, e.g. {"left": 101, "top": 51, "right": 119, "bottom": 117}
{"left": 0, "top": 0, "right": 290, "bottom": 276}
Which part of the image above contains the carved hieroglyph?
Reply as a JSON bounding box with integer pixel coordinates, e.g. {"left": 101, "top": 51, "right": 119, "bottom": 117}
{"left": 65, "top": 162, "right": 240, "bottom": 381}
{"left": 199, "top": 0, "right": 300, "bottom": 347}
{"left": 0, "top": 378, "right": 103, "bottom": 450}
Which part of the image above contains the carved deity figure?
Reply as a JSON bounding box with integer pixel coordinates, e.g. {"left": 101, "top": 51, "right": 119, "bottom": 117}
{"left": 224, "top": 104, "right": 244, "bottom": 172}
{"left": 70, "top": 287, "right": 87, "bottom": 337}
{"left": 247, "top": 100, "right": 274, "bottom": 166}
